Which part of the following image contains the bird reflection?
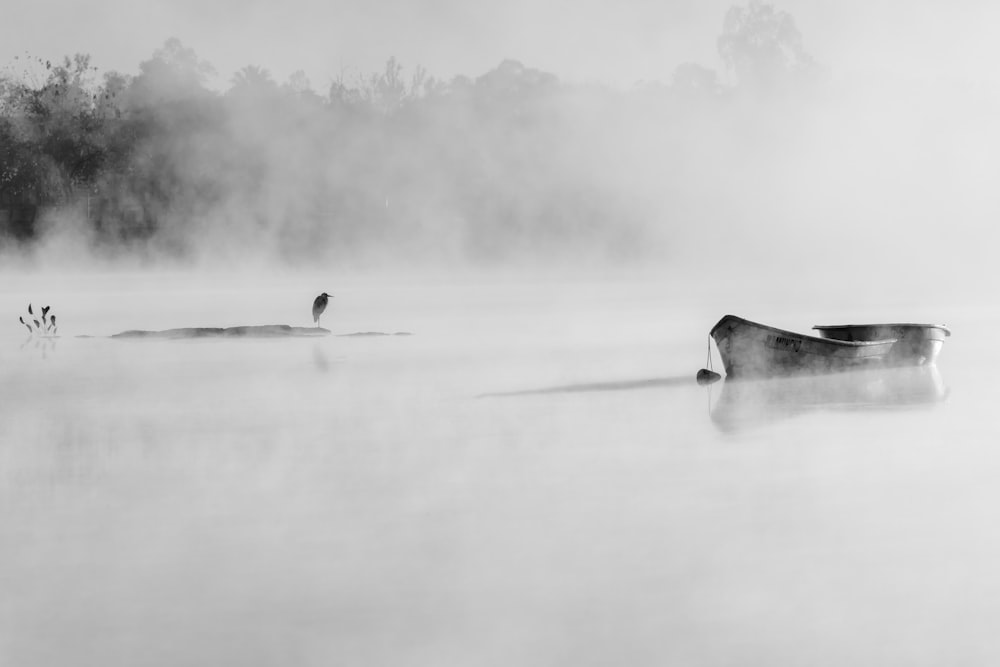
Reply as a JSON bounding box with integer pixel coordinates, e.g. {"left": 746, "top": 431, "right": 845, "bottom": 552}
{"left": 312, "top": 343, "right": 330, "bottom": 373}
{"left": 710, "top": 365, "right": 948, "bottom": 432}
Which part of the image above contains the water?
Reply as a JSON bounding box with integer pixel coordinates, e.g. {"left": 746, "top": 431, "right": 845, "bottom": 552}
{"left": 2, "top": 270, "right": 998, "bottom": 666}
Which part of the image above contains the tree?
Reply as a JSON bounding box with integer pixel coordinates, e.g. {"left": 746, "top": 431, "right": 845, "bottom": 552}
{"left": 128, "top": 38, "right": 215, "bottom": 106}
{"left": 0, "top": 55, "right": 104, "bottom": 200}
{"left": 230, "top": 65, "right": 275, "bottom": 93}
{"left": 282, "top": 70, "right": 322, "bottom": 104}
{"left": 717, "top": 1, "right": 819, "bottom": 93}
{"left": 370, "top": 56, "right": 406, "bottom": 115}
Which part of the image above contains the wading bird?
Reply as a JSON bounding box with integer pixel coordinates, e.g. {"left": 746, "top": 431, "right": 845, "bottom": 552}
{"left": 312, "top": 292, "right": 333, "bottom": 328}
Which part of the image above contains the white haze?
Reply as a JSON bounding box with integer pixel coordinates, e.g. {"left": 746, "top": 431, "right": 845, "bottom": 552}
{"left": 6, "top": 0, "right": 1000, "bottom": 89}
{"left": 3, "top": 270, "right": 1000, "bottom": 667}
{"left": 5, "top": 3, "right": 1000, "bottom": 666}
{"left": 2, "top": 2, "right": 997, "bottom": 291}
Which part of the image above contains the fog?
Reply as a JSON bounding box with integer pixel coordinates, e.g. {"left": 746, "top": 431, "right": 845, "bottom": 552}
{"left": 4, "top": 72, "right": 997, "bottom": 290}
{"left": 3, "top": 2, "right": 999, "bottom": 281}
{"left": 3, "top": 269, "right": 999, "bottom": 667}
{"left": 4, "top": 2, "right": 1000, "bottom": 666}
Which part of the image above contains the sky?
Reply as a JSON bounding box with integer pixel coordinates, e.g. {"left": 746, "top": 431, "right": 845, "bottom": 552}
{"left": 4, "top": 0, "right": 1000, "bottom": 91}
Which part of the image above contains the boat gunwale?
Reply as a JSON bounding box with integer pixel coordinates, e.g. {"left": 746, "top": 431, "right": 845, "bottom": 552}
{"left": 711, "top": 315, "right": 897, "bottom": 349}
{"left": 812, "top": 323, "right": 951, "bottom": 337}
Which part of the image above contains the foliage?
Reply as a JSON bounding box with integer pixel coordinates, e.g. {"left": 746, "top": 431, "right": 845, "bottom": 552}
{"left": 717, "top": 0, "right": 821, "bottom": 93}
{"left": 0, "top": 4, "right": 824, "bottom": 263}
{"left": 18, "top": 303, "right": 57, "bottom": 335}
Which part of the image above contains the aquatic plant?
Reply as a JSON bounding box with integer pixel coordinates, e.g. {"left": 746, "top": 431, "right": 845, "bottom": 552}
{"left": 19, "top": 303, "right": 58, "bottom": 336}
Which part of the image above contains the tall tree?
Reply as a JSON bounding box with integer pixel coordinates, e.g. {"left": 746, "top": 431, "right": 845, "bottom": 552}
{"left": 717, "top": 1, "right": 819, "bottom": 93}
{"left": 127, "top": 38, "right": 215, "bottom": 106}
{"left": 0, "top": 55, "right": 104, "bottom": 201}
{"left": 230, "top": 65, "right": 275, "bottom": 93}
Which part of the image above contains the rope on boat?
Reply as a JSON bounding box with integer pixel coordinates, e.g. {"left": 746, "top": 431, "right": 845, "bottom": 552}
{"left": 696, "top": 334, "right": 722, "bottom": 386}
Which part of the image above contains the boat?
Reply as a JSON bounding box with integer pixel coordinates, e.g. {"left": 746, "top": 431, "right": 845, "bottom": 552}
{"left": 812, "top": 323, "right": 950, "bottom": 366}
{"left": 709, "top": 315, "right": 949, "bottom": 379}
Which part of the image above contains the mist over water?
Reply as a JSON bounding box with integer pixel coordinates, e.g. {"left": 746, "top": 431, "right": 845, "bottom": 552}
{"left": 5, "top": 1, "right": 1000, "bottom": 665}
{"left": 1, "top": 266, "right": 999, "bottom": 666}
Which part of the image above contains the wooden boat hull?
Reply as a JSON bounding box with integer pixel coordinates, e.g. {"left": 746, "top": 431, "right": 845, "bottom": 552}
{"left": 812, "top": 323, "right": 950, "bottom": 366}
{"left": 710, "top": 315, "right": 898, "bottom": 378}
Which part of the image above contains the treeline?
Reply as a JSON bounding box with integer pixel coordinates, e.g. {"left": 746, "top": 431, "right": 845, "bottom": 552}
{"left": 0, "top": 3, "right": 823, "bottom": 264}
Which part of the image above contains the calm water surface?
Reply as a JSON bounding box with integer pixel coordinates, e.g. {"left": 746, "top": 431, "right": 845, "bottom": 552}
{"left": 1, "top": 271, "right": 998, "bottom": 666}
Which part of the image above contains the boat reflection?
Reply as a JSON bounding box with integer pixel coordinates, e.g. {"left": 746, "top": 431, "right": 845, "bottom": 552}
{"left": 710, "top": 365, "right": 948, "bottom": 432}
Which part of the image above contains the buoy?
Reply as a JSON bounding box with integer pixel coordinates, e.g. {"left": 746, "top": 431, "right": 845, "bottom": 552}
{"left": 696, "top": 368, "right": 722, "bottom": 385}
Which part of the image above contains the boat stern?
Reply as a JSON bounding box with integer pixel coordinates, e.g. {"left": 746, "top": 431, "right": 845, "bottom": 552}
{"left": 813, "top": 323, "right": 950, "bottom": 366}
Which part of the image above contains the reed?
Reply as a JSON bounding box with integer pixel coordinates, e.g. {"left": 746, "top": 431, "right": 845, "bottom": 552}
{"left": 19, "top": 304, "right": 57, "bottom": 336}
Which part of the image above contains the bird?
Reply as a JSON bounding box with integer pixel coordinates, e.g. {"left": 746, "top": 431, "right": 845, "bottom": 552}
{"left": 312, "top": 292, "right": 333, "bottom": 328}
